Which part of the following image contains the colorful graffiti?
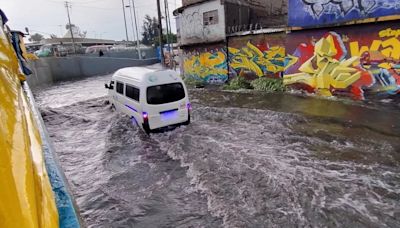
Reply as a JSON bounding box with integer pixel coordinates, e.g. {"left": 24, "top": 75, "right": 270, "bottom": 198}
{"left": 284, "top": 24, "right": 400, "bottom": 99}
{"left": 284, "top": 32, "right": 364, "bottom": 96}
{"left": 228, "top": 42, "right": 298, "bottom": 78}
{"left": 183, "top": 48, "right": 228, "bottom": 83}
{"left": 288, "top": 0, "right": 400, "bottom": 27}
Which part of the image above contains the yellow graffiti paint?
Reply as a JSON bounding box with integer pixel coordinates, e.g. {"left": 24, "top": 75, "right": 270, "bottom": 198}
{"left": 229, "top": 42, "right": 298, "bottom": 77}
{"left": 284, "top": 34, "right": 361, "bottom": 96}
{"left": 0, "top": 21, "right": 58, "bottom": 227}
{"left": 380, "top": 37, "right": 400, "bottom": 60}
{"left": 183, "top": 50, "right": 228, "bottom": 80}
{"left": 350, "top": 31, "right": 400, "bottom": 68}
{"left": 379, "top": 28, "right": 400, "bottom": 38}
{"left": 229, "top": 46, "right": 264, "bottom": 76}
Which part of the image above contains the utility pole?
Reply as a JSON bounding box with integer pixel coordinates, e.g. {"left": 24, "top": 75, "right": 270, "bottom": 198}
{"left": 164, "top": 0, "right": 173, "bottom": 67}
{"left": 164, "top": 0, "right": 170, "bottom": 67}
{"left": 156, "top": 0, "right": 164, "bottom": 66}
{"left": 121, "top": 0, "right": 129, "bottom": 42}
{"left": 65, "top": 1, "right": 76, "bottom": 54}
{"left": 131, "top": 0, "right": 142, "bottom": 59}
{"left": 126, "top": 5, "right": 136, "bottom": 46}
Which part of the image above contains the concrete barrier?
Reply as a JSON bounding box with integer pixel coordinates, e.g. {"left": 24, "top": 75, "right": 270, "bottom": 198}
{"left": 27, "top": 56, "right": 159, "bottom": 88}
{"left": 87, "top": 48, "right": 157, "bottom": 59}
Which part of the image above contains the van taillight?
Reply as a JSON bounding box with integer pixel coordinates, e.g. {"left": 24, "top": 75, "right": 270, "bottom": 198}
{"left": 142, "top": 112, "right": 149, "bottom": 121}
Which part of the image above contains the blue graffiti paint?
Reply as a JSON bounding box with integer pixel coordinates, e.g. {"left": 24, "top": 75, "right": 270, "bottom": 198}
{"left": 288, "top": 0, "right": 400, "bottom": 27}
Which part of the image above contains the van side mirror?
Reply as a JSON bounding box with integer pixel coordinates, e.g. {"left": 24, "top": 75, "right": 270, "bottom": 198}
{"left": 104, "top": 83, "right": 109, "bottom": 89}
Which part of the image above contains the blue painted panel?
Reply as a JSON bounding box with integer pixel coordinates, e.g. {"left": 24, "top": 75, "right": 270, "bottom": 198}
{"left": 288, "top": 0, "right": 400, "bottom": 27}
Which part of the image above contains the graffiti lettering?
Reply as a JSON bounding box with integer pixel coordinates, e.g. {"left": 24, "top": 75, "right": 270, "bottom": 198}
{"left": 284, "top": 33, "right": 363, "bottom": 96}
{"left": 286, "top": 29, "right": 400, "bottom": 99}
{"left": 289, "top": 0, "right": 400, "bottom": 28}
{"left": 350, "top": 37, "right": 400, "bottom": 62}
{"left": 302, "top": 0, "right": 381, "bottom": 18}
{"left": 183, "top": 49, "right": 228, "bottom": 83}
{"left": 228, "top": 42, "right": 298, "bottom": 77}
{"left": 379, "top": 28, "right": 400, "bottom": 38}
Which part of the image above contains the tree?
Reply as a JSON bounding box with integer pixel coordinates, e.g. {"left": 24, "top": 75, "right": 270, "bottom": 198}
{"left": 141, "top": 15, "right": 159, "bottom": 45}
{"left": 153, "top": 32, "right": 177, "bottom": 46}
{"left": 29, "top": 33, "right": 44, "bottom": 42}
{"left": 65, "top": 24, "right": 87, "bottom": 38}
{"left": 65, "top": 23, "right": 75, "bottom": 30}
{"left": 50, "top": 34, "right": 58, "bottom": 38}
{"left": 141, "top": 15, "right": 177, "bottom": 46}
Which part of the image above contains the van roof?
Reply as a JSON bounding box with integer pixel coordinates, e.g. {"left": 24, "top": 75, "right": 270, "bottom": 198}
{"left": 113, "top": 66, "right": 181, "bottom": 86}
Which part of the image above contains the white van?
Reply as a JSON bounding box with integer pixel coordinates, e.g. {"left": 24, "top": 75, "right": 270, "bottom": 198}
{"left": 105, "top": 67, "right": 191, "bottom": 133}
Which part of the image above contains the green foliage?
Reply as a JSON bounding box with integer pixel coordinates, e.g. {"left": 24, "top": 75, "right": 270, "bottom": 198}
{"left": 142, "top": 15, "right": 159, "bottom": 45}
{"left": 141, "top": 14, "right": 177, "bottom": 46}
{"left": 223, "top": 77, "right": 253, "bottom": 90}
{"left": 250, "top": 77, "right": 286, "bottom": 92}
{"left": 184, "top": 77, "right": 205, "bottom": 88}
{"left": 29, "top": 33, "right": 44, "bottom": 42}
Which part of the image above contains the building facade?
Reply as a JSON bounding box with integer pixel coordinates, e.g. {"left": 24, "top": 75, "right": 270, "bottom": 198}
{"left": 174, "top": 0, "right": 400, "bottom": 99}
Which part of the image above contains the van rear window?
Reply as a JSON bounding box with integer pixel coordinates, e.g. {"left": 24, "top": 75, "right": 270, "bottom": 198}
{"left": 147, "top": 83, "right": 185, "bottom": 104}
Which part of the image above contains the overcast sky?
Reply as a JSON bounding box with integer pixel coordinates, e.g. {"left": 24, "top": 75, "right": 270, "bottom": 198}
{"left": 1, "top": 0, "right": 181, "bottom": 41}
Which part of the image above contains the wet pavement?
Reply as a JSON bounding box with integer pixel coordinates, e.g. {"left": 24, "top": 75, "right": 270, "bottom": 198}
{"left": 34, "top": 73, "right": 400, "bottom": 228}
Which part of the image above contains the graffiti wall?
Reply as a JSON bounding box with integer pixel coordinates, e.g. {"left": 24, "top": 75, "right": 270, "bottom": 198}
{"left": 288, "top": 0, "right": 400, "bottom": 28}
{"left": 227, "top": 33, "right": 298, "bottom": 79}
{"left": 284, "top": 21, "right": 400, "bottom": 99}
{"left": 182, "top": 44, "right": 228, "bottom": 83}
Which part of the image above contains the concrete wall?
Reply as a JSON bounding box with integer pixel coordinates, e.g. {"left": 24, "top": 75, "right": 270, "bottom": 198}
{"left": 86, "top": 48, "right": 157, "bottom": 59}
{"left": 225, "top": 20, "right": 400, "bottom": 100}
{"left": 27, "top": 56, "right": 159, "bottom": 88}
{"left": 179, "top": 0, "right": 226, "bottom": 45}
{"left": 225, "top": 0, "right": 287, "bottom": 34}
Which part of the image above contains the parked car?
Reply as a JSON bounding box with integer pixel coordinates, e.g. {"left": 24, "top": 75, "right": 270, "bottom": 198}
{"left": 85, "top": 45, "right": 112, "bottom": 54}
{"left": 105, "top": 67, "right": 191, "bottom": 134}
{"left": 35, "top": 43, "right": 84, "bottom": 57}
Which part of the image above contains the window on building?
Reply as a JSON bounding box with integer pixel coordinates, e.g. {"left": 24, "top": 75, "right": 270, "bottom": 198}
{"left": 203, "top": 10, "right": 218, "bottom": 25}
{"left": 126, "top": 84, "right": 140, "bottom": 101}
{"left": 116, "top": 81, "right": 124, "bottom": 94}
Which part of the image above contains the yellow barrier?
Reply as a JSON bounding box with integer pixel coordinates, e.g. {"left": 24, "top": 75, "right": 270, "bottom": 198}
{"left": 0, "top": 20, "right": 59, "bottom": 228}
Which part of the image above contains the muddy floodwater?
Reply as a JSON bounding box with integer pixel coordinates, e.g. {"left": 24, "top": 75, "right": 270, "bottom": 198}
{"left": 34, "top": 74, "right": 400, "bottom": 228}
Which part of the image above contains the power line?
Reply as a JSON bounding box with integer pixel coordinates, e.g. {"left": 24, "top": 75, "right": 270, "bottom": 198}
{"left": 156, "top": 0, "right": 164, "bottom": 66}
{"left": 121, "top": 0, "right": 129, "bottom": 42}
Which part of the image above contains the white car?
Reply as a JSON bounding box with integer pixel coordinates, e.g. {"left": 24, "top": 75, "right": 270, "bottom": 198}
{"left": 105, "top": 67, "right": 191, "bottom": 133}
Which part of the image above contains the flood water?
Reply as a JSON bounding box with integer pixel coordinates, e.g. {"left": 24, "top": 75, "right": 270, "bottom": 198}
{"left": 34, "top": 74, "right": 400, "bottom": 228}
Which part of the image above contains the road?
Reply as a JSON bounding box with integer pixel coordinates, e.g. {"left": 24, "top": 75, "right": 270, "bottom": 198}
{"left": 34, "top": 73, "right": 400, "bottom": 228}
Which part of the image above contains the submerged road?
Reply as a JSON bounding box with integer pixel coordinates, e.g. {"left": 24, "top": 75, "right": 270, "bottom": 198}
{"left": 34, "top": 74, "right": 400, "bottom": 227}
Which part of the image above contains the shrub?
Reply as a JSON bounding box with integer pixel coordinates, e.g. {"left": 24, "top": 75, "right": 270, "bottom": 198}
{"left": 250, "top": 77, "right": 286, "bottom": 92}
{"left": 222, "top": 76, "right": 253, "bottom": 90}
{"left": 184, "top": 76, "right": 206, "bottom": 88}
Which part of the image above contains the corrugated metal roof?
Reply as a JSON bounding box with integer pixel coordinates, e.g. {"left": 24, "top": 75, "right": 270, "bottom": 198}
{"left": 227, "top": 27, "right": 286, "bottom": 37}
